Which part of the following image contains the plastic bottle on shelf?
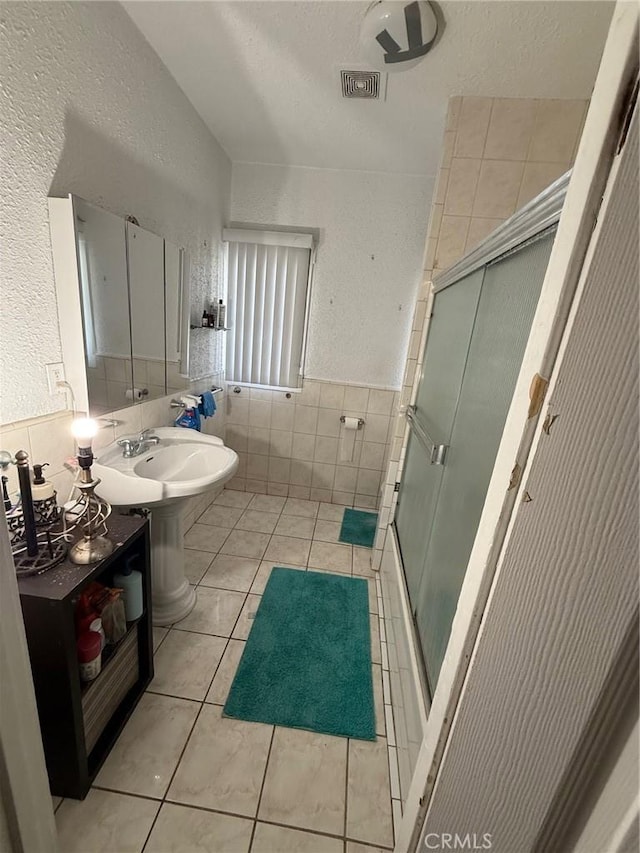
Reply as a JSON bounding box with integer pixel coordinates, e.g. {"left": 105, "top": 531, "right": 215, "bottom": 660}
{"left": 216, "top": 299, "right": 226, "bottom": 330}
{"left": 208, "top": 302, "right": 217, "bottom": 328}
{"left": 77, "top": 631, "right": 102, "bottom": 682}
{"left": 113, "top": 557, "right": 144, "bottom": 621}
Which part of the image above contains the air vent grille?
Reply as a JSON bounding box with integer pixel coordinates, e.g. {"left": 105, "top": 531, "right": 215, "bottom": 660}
{"left": 341, "top": 69, "right": 381, "bottom": 99}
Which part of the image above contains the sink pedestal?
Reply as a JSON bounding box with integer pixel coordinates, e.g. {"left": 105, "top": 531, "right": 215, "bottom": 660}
{"left": 149, "top": 501, "right": 196, "bottom": 626}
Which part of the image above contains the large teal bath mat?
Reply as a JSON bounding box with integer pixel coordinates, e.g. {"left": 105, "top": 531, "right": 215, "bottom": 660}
{"left": 223, "top": 568, "right": 375, "bottom": 740}
{"left": 340, "top": 508, "right": 378, "bottom": 548}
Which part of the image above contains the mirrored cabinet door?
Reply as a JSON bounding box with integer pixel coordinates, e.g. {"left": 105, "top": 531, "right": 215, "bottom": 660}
{"left": 74, "top": 198, "right": 134, "bottom": 415}
{"left": 164, "top": 240, "right": 186, "bottom": 394}
{"left": 126, "top": 222, "right": 166, "bottom": 402}
{"left": 49, "top": 195, "right": 189, "bottom": 418}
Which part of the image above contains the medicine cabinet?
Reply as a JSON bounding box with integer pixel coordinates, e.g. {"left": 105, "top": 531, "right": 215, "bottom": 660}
{"left": 48, "top": 195, "right": 190, "bottom": 416}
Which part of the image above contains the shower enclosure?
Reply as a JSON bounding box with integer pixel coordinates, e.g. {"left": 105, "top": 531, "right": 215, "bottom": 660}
{"left": 394, "top": 175, "right": 568, "bottom": 700}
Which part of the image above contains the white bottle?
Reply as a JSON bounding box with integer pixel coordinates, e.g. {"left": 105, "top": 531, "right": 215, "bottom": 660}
{"left": 216, "top": 299, "right": 226, "bottom": 329}
{"left": 32, "top": 463, "right": 54, "bottom": 499}
{"left": 113, "top": 558, "right": 144, "bottom": 621}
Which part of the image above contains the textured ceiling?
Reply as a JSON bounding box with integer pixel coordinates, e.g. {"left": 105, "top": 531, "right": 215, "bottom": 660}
{"left": 123, "top": 1, "right": 613, "bottom": 176}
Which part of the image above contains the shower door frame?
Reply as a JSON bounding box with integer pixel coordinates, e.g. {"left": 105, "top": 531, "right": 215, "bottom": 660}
{"left": 395, "top": 177, "right": 566, "bottom": 705}
{"left": 391, "top": 11, "right": 637, "bottom": 849}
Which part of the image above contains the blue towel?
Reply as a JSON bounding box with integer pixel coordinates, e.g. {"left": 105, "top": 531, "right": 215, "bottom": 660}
{"left": 198, "top": 390, "right": 217, "bottom": 418}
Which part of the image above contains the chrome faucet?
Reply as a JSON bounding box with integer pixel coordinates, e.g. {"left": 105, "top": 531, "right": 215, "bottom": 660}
{"left": 117, "top": 430, "right": 160, "bottom": 458}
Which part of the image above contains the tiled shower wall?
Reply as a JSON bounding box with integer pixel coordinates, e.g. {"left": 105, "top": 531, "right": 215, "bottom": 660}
{"left": 373, "top": 95, "right": 588, "bottom": 569}
{"left": 224, "top": 380, "right": 398, "bottom": 508}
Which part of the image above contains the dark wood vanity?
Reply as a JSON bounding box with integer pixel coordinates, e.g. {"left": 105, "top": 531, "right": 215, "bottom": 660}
{"left": 17, "top": 514, "right": 153, "bottom": 799}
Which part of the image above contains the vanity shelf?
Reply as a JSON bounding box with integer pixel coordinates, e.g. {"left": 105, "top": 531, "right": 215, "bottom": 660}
{"left": 190, "top": 324, "right": 230, "bottom": 331}
{"left": 17, "top": 514, "right": 153, "bottom": 799}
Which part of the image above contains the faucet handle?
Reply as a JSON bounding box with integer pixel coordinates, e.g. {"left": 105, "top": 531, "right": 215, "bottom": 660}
{"left": 117, "top": 438, "right": 135, "bottom": 454}
{"left": 139, "top": 429, "right": 157, "bottom": 441}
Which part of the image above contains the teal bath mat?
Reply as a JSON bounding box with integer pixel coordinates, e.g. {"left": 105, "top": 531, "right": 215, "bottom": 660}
{"left": 223, "top": 568, "right": 375, "bottom": 740}
{"left": 339, "top": 508, "right": 378, "bottom": 548}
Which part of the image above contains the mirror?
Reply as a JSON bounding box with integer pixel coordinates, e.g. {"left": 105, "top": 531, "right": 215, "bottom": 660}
{"left": 71, "top": 197, "right": 188, "bottom": 416}
{"left": 74, "top": 199, "right": 130, "bottom": 415}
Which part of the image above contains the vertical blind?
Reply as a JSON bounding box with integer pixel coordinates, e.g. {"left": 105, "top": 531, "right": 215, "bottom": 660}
{"left": 224, "top": 230, "right": 312, "bottom": 389}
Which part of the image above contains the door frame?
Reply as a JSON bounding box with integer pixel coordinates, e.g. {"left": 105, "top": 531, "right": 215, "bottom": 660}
{"left": 0, "top": 508, "right": 58, "bottom": 852}
{"left": 394, "top": 5, "right": 639, "bottom": 850}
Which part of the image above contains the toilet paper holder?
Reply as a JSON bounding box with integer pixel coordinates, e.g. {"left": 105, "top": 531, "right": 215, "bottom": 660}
{"left": 340, "top": 416, "right": 365, "bottom": 428}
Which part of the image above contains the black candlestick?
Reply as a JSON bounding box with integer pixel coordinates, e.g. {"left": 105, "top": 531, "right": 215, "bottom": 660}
{"left": 15, "top": 450, "right": 38, "bottom": 558}
{"left": 2, "top": 476, "right": 10, "bottom": 511}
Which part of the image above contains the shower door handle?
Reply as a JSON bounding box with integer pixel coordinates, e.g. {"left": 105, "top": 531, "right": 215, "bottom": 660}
{"left": 405, "top": 405, "right": 447, "bottom": 465}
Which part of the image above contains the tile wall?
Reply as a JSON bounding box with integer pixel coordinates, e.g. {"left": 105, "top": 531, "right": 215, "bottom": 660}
{"left": 0, "top": 372, "right": 226, "bottom": 531}
{"left": 87, "top": 355, "right": 188, "bottom": 416}
{"left": 373, "top": 95, "right": 588, "bottom": 569}
{"left": 224, "top": 380, "right": 399, "bottom": 509}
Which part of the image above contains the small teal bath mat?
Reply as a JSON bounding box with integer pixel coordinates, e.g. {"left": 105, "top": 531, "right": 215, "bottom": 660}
{"left": 339, "top": 508, "right": 378, "bottom": 548}
{"left": 223, "top": 568, "right": 375, "bottom": 740}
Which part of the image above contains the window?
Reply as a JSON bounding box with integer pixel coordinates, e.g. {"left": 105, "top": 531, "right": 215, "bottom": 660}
{"left": 223, "top": 229, "right": 313, "bottom": 389}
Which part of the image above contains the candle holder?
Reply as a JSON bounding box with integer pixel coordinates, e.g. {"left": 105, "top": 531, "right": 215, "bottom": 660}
{"left": 9, "top": 449, "right": 68, "bottom": 577}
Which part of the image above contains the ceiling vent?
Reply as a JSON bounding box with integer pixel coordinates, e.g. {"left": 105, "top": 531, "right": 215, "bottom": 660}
{"left": 340, "top": 69, "right": 382, "bottom": 99}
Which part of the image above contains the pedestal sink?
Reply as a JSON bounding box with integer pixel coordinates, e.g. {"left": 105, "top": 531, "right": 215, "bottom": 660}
{"left": 93, "top": 428, "right": 238, "bottom": 626}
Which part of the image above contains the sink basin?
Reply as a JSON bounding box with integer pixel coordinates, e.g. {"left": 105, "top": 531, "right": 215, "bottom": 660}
{"left": 94, "top": 427, "right": 238, "bottom": 507}
{"left": 93, "top": 427, "right": 238, "bottom": 626}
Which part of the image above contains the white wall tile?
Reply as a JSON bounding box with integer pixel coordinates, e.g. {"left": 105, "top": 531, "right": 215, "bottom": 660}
{"left": 334, "top": 466, "right": 358, "bottom": 493}
{"left": 314, "top": 436, "right": 339, "bottom": 465}
{"left": 288, "top": 485, "right": 310, "bottom": 500}
{"left": 484, "top": 98, "right": 536, "bottom": 161}
{"left": 343, "top": 385, "right": 369, "bottom": 412}
{"left": 290, "top": 459, "right": 313, "bottom": 486}
{"left": 316, "top": 409, "right": 341, "bottom": 437}
{"left": 356, "top": 468, "right": 381, "bottom": 496}
{"left": 361, "top": 414, "right": 389, "bottom": 445}
{"left": 528, "top": 99, "right": 587, "bottom": 163}
{"left": 367, "top": 390, "right": 395, "bottom": 417}
{"left": 293, "top": 405, "right": 318, "bottom": 435}
{"left": 271, "top": 403, "right": 295, "bottom": 432}
{"left": 318, "top": 383, "right": 345, "bottom": 410}
{"left": 297, "top": 380, "right": 321, "bottom": 407}
{"left": 291, "top": 433, "right": 316, "bottom": 460}
{"left": 453, "top": 97, "right": 492, "bottom": 158}
{"left": 312, "top": 462, "right": 335, "bottom": 489}
{"left": 435, "top": 215, "right": 470, "bottom": 270}
{"left": 226, "top": 396, "right": 249, "bottom": 426}
{"left": 269, "top": 430, "right": 293, "bottom": 459}
{"left": 443, "top": 157, "right": 481, "bottom": 217}
{"left": 268, "top": 456, "right": 291, "bottom": 484}
{"left": 249, "top": 388, "right": 273, "bottom": 402}
{"left": 472, "top": 160, "right": 525, "bottom": 219}
{"left": 360, "top": 442, "right": 386, "bottom": 471}
{"left": 248, "top": 400, "right": 272, "bottom": 429}
{"left": 246, "top": 454, "right": 269, "bottom": 480}
{"left": 248, "top": 427, "right": 270, "bottom": 454}
{"left": 517, "top": 161, "right": 569, "bottom": 209}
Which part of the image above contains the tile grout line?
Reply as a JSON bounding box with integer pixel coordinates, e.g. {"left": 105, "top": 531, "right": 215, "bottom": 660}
{"left": 247, "top": 724, "right": 277, "bottom": 852}
{"left": 139, "top": 696, "right": 209, "bottom": 852}
{"left": 343, "top": 736, "right": 350, "bottom": 843}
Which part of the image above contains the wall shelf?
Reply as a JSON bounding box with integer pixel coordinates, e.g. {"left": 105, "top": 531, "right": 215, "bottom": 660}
{"left": 190, "top": 325, "right": 230, "bottom": 331}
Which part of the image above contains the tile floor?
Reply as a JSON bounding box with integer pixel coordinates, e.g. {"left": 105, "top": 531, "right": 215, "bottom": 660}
{"left": 55, "top": 490, "right": 399, "bottom": 853}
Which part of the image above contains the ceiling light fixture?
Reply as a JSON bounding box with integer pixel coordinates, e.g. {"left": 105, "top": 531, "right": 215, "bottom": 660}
{"left": 360, "top": 1, "right": 439, "bottom": 72}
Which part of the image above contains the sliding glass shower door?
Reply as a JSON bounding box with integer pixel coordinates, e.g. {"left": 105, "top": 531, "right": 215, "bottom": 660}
{"left": 395, "top": 228, "right": 557, "bottom": 698}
